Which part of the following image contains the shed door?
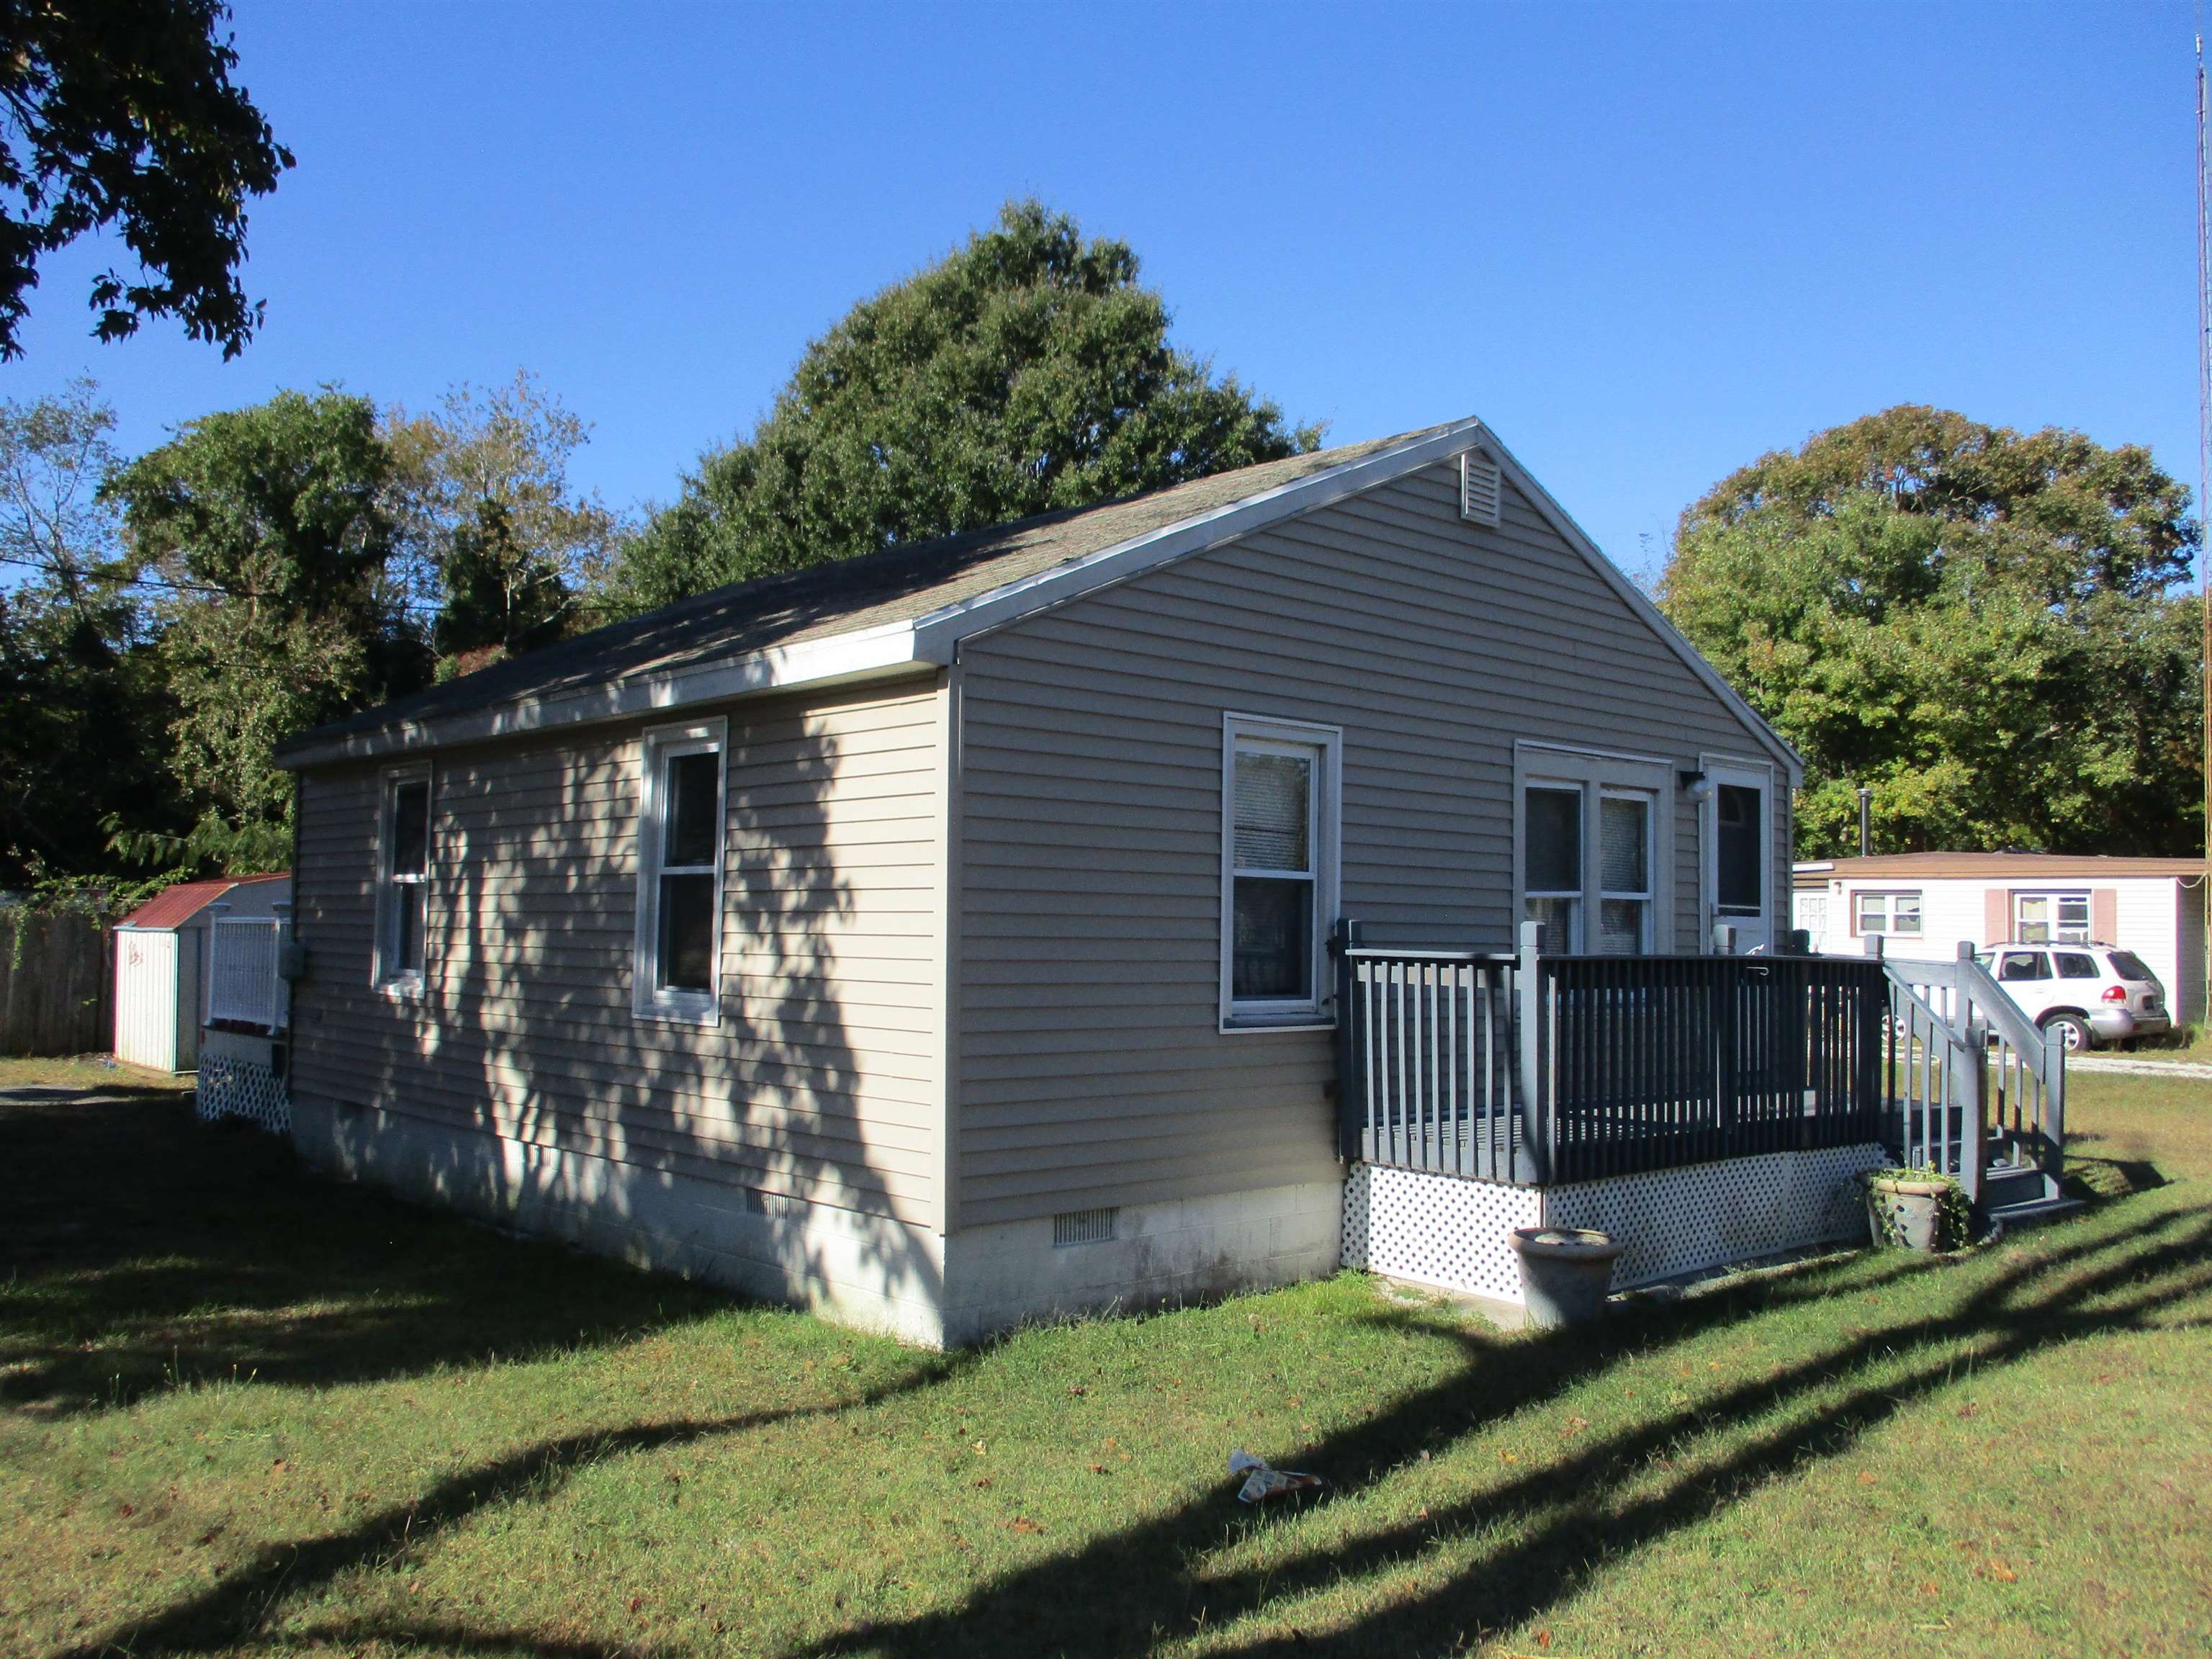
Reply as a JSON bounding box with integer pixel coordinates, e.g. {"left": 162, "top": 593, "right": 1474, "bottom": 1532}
{"left": 113, "top": 930, "right": 179, "bottom": 1071}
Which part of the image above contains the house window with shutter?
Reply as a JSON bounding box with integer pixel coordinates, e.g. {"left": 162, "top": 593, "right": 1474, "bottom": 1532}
{"left": 1220, "top": 714, "right": 1341, "bottom": 1030}
{"left": 634, "top": 719, "right": 727, "bottom": 1024}
{"left": 2014, "top": 891, "right": 2090, "bottom": 945}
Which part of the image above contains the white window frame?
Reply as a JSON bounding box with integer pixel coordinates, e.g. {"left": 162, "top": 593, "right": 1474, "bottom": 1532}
{"left": 1853, "top": 889, "right": 1923, "bottom": 938}
{"left": 1513, "top": 742, "right": 1673, "bottom": 955}
{"left": 1521, "top": 781, "right": 1587, "bottom": 952}
{"left": 372, "top": 761, "right": 433, "bottom": 994}
{"left": 2014, "top": 890, "right": 2090, "bottom": 945}
{"left": 633, "top": 717, "right": 727, "bottom": 1025}
{"left": 1219, "top": 711, "right": 1341, "bottom": 1033}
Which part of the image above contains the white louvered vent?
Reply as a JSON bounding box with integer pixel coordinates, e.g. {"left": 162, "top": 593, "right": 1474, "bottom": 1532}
{"left": 1051, "top": 1206, "right": 1119, "bottom": 1247}
{"left": 1460, "top": 454, "right": 1503, "bottom": 526}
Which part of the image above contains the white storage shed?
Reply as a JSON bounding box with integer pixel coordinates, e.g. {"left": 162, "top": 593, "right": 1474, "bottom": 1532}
{"left": 112, "top": 873, "right": 290, "bottom": 1072}
{"left": 1792, "top": 853, "right": 2208, "bottom": 1025}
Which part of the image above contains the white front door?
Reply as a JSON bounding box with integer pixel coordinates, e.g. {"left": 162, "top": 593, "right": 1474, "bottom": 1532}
{"left": 1707, "top": 762, "right": 1774, "bottom": 954}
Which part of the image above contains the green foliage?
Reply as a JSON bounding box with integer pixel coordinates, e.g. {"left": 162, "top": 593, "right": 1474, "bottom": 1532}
{"left": 0, "top": 1, "right": 292, "bottom": 359}
{"left": 106, "top": 389, "right": 428, "bottom": 858}
{"left": 382, "top": 370, "right": 607, "bottom": 670}
{"left": 0, "top": 382, "right": 184, "bottom": 886}
{"left": 1660, "top": 407, "right": 2202, "bottom": 855}
{"left": 599, "top": 200, "right": 1319, "bottom": 616}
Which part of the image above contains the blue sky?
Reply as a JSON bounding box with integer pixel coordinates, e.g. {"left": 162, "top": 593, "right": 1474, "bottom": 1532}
{"left": 2, "top": 1, "right": 2200, "bottom": 576}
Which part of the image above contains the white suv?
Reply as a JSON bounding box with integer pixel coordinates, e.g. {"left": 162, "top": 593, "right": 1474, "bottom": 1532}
{"left": 1979, "top": 942, "right": 2172, "bottom": 1051}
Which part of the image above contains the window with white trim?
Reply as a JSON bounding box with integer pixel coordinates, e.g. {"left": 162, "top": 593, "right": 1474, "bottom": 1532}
{"left": 2014, "top": 890, "right": 2089, "bottom": 945}
{"left": 634, "top": 720, "right": 727, "bottom": 1023}
{"left": 1220, "top": 714, "right": 1339, "bottom": 1028}
{"left": 374, "top": 764, "right": 432, "bottom": 989}
{"left": 1853, "top": 890, "right": 1923, "bottom": 937}
{"left": 1516, "top": 748, "right": 1667, "bottom": 955}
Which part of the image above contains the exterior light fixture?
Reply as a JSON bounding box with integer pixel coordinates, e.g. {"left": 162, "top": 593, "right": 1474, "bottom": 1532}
{"left": 1678, "top": 769, "right": 1713, "bottom": 803}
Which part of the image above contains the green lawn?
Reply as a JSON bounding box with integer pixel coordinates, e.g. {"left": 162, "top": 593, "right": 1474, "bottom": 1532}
{"left": 2, "top": 1062, "right": 2208, "bottom": 1658}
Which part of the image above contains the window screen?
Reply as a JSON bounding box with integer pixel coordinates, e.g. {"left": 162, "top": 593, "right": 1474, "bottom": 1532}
{"left": 657, "top": 749, "right": 719, "bottom": 994}
{"left": 1231, "top": 743, "right": 1316, "bottom": 1002}
{"left": 1715, "top": 784, "right": 1761, "bottom": 914}
{"left": 379, "top": 773, "right": 431, "bottom": 983}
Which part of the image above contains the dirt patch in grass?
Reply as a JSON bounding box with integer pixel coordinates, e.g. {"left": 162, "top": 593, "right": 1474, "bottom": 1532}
{"left": 1, "top": 1064, "right": 2207, "bottom": 1658}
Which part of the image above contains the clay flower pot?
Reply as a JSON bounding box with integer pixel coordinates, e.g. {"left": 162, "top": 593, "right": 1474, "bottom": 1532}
{"left": 1864, "top": 1174, "right": 1951, "bottom": 1251}
{"left": 1509, "top": 1226, "right": 1625, "bottom": 1328}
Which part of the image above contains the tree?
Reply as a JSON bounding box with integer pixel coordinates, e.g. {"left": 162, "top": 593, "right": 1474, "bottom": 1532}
{"left": 0, "top": 381, "right": 181, "bottom": 884}
{"left": 382, "top": 370, "right": 608, "bottom": 673}
{"left": 1659, "top": 405, "right": 2202, "bottom": 858}
{"left": 107, "top": 390, "right": 426, "bottom": 868}
{"left": 0, "top": 0, "right": 292, "bottom": 359}
{"left": 598, "top": 200, "right": 1319, "bottom": 615}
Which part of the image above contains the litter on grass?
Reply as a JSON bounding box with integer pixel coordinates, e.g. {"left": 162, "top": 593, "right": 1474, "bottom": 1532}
{"left": 1229, "top": 1449, "right": 1323, "bottom": 1503}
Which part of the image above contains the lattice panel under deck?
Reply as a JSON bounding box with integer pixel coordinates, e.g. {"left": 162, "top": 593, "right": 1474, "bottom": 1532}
{"left": 196, "top": 1056, "right": 292, "bottom": 1136}
{"left": 1341, "top": 1164, "right": 1540, "bottom": 1302}
{"left": 1542, "top": 1143, "right": 1886, "bottom": 1290}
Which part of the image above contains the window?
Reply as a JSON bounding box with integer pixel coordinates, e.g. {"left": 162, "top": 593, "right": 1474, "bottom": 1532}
{"left": 2015, "top": 891, "right": 2089, "bottom": 945}
{"left": 1996, "top": 950, "right": 2051, "bottom": 983}
{"left": 374, "top": 765, "right": 432, "bottom": 989}
{"left": 1714, "top": 784, "right": 1762, "bottom": 915}
{"left": 2054, "top": 951, "right": 2100, "bottom": 980}
{"left": 1220, "top": 714, "right": 1339, "bottom": 1029}
{"left": 2108, "top": 949, "right": 2156, "bottom": 982}
{"left": 1854, "top": 891, "right": 1923, "bottom": 937}
{"left": 1523, "top": 786, "right": 1583, "bottom": 951}
{"left": 1516, "top": 746, "right": 1668, "bottom": 956}
{"left": 1597, "top": 792, "right": 1652, "bottom": 953}
{"left": 634, "top": 720, "right": 726, "bottom": 1022}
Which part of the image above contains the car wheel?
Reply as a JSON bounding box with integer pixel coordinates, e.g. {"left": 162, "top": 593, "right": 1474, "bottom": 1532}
{"left": 2041, "top": 1012, "right": 2095, "bottom": 1053}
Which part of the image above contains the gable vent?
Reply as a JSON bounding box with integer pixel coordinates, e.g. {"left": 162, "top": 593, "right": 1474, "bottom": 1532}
{"left": 1051, "top": 1206, "right": 1119, "bottom": 1247}
{"left": 1460, "top": 454, "right": 1503, "bottom": 526}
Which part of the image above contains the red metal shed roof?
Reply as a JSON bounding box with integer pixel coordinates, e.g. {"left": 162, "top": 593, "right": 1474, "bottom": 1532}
{"left": 115, "top": 871, "right": 288, "bottom": 931}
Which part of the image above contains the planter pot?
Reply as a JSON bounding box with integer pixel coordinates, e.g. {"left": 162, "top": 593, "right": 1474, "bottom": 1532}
{"left": 1509, "top": 1227, "right": 1625, "bottom": 1328}
{"left": 1864, "top": 1176, "right": 1950, "bottom": 1252}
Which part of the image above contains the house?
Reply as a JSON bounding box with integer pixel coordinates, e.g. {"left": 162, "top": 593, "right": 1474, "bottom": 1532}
{"left": 1794, "top": 853, "right": 2208, "bottom": 1026}
{"left": 112, "top": 873, "right": 290, "bottom": 1073}
{"left": 269, "top": 416, "right": 1896, "bottom": 1344}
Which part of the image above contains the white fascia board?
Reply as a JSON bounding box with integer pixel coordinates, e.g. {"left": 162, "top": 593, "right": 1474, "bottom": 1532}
{"left": 1478, "top": 431, "right": 1805, "bottom": 786}
{"left": 907, "top": 416, "right": 1492, "bottom": 656}
{"left": 274, "top": 621, "right": 927, "bottom": 769}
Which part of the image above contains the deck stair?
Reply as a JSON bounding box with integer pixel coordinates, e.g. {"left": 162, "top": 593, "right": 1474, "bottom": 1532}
{"left": 1879, "top": 944, "right": 2080, "bottom": 1229}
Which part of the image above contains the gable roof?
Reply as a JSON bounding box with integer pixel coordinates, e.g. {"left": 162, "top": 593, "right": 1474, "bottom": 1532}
{"left": 1797, "top": 853, "right": 2211, "bottom": 885}
{"left": 274, "top": 416, "right": 1799, "bottom": 778}
{"left": 115, "top": 872, "right": 289, "bottom": 931}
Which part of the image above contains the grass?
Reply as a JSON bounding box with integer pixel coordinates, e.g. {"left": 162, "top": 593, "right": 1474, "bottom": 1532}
{"left": 1, "top": 1065, "right": 2208, "bottom": 1658}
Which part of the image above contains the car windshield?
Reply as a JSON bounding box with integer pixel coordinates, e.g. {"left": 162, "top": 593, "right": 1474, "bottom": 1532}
{"left": 2106, "top": 949, "right": 2157, "bottom": 983}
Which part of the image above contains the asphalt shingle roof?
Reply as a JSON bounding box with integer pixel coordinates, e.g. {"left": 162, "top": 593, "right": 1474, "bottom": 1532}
{"left": 279, "top": 427, "right": 1443, "bottom": 755}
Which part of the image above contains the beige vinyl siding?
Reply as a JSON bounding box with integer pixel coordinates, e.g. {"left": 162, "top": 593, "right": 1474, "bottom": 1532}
{"left": 954, "top": 458, "right": 1787, "bottom": 1227}
{"left": 289, "top": 677, "right": 947, "bottom": 1229}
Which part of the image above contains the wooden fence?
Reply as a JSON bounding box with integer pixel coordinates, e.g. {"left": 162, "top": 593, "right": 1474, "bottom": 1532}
{"left": 0, "top": 908, "right": 114, "bottom": 1057}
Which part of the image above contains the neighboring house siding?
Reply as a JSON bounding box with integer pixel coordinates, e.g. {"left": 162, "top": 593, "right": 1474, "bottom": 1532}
{"left": 952, "top": 459, "right": 1786, "bottom": 1228}
{"left": 290, "top": 678, "right": 946, "bottom": 1229}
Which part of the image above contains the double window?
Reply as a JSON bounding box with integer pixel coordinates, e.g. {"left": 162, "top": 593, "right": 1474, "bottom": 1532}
{"left": 634, "top": 720, "right": 727, "bottom": 1023}
{"left": 1220, "top": 714, "right": 1339, "bottom": 1029}
{"left": 374, "top": 764, "right": 433, "bottom": 989}
{"left": 1854, "top": 891, "right": 1923, "bottom": 938}
{"left": 2015, "top": 891, "right": 2089, "bottom": 945}
{"left": 1517, "top": 748, "right": 1663, "bottom": 954}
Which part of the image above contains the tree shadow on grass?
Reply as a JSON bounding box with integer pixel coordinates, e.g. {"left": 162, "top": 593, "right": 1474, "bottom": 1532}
{"left": 50, "top": 1352, "right": 969, "bottom": 1659}
{"left": 760, "top": 1206, "right": 2209, "bottom": 1659}
{"left": 0, "top": 1089, "right": 747, "bottom": 1416}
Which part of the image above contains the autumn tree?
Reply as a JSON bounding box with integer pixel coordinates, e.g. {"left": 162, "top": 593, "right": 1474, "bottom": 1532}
{"left": 599, "top": 200, "right": 1318, "bottom": 615}
{"left": 1660, "top": 406, "right": 2201, "bottom": 857}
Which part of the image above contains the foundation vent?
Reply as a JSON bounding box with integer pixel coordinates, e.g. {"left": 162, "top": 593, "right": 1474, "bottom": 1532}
{"left": 744, "top": 1188, "right": 771, "bottom": 1215}
{"left": 1460, "top": 454, "right": 1503, "bottom": 526}
{"left": 1052, "top": 1206, "right": 1119, "bottom": 1248}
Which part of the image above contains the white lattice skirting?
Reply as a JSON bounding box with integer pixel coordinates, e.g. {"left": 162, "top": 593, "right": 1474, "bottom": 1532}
{"left": 1343, "top": 1142, "right": 1887, "bottom": 1305}
{"left": 195, "top": 1056, "right": 292, "bottom": 1136}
